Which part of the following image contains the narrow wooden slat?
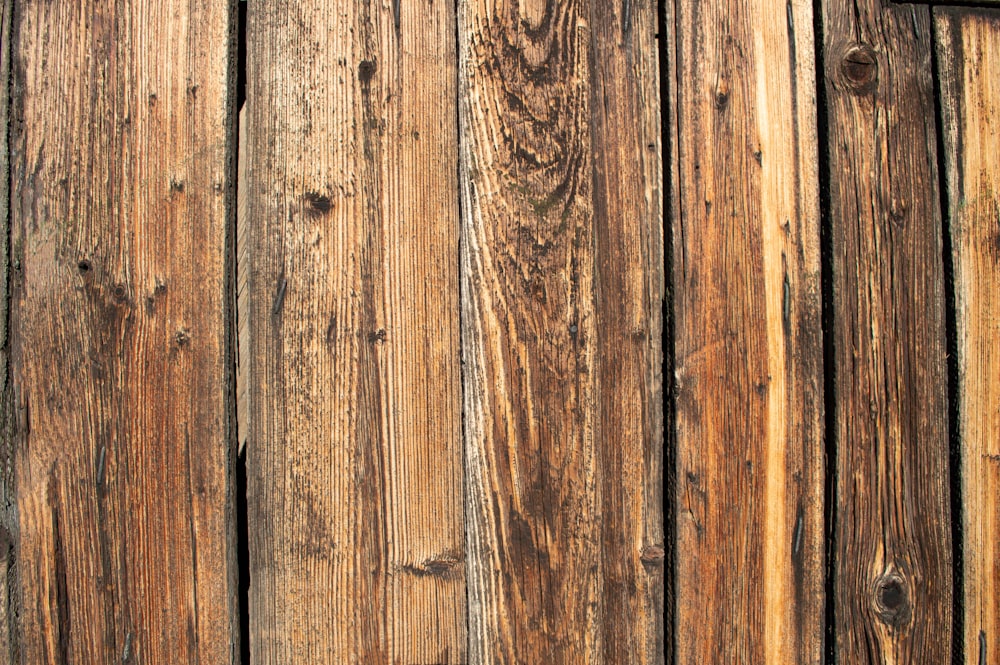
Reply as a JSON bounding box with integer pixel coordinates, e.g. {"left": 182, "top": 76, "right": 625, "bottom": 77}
{"left": 9, "top": 1, "right": 237, "bottom": 663}
{"left": 244, "top": 2, "right": 465, "bottom": 662}
{"left": 0, "top": 0, "right": 13, "bottom": 657}
{"left": 668, "top": 0, "right": 825, "bottom": 662}
{"left": 936, "top": 9, "right": 1000, "bottom": 664}
{"left": 820, "top": 1, "right": 953, "bottom": 661}
{"left": 459, "top": 0, "right": 663, "bottom": 660}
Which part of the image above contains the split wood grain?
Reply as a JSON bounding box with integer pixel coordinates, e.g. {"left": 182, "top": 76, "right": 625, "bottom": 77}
{"left": 244, "top": 2, "right": 465, "bottom": 662}
{"left": 820, "top": 1, "right": 953, "bottom": 661}
{"left": 7, "top": 1, "right": 238, "bottom": 663}
{"left": 668, "top": 0, "right": 825, "bottom": 662}
{"left": 936, "top": 10, "right": 1000, "bottom": 664}
{"left": 237, "top": 104, "right": 249, "bottom": 456}
{"left": 459, "top": 0, "right": 664, "bottom": 661}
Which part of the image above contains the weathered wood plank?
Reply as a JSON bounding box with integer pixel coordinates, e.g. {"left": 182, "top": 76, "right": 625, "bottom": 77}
{"left": 244, "top": 2, "right": 465, "bottom": 662}
{"left": 936, "top": 9, "right": 1000, "bottom": 664}
{"left": 458, "top": 0, "right": 664, "bottom": 660}
{"left": 8, "top": 1, "right": 237, "bottom": 663}
{"left": 0, "top": 0, "right": 13, "bottom": 657}
{"left": 820, "top": 1, "right": 953, "bottom": 662}
{"left": 668, "top": 0, "right": 825, "bottom": 662}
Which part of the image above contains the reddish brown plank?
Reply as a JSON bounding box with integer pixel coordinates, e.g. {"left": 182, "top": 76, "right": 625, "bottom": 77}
{"left": 459, "top": 0, "right": 664, "bottom": 660}
{"left": 244, "top": 1, "right": 466, "bottom": 662}
{"left": 668, "top": 0, "right": 826, "bottom": 662}
{"left": 936, "top": 9, "right": 1000, "bottom": 664}
{"left": 8, "top": 1, "right": 237, "bottom": 663}
{"left": 820, "top": 0, "right": 953, "bottom": 661}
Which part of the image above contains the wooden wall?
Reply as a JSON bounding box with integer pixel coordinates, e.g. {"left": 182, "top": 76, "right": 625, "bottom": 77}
{"left": 0, "top": 0, "right": 997, "bottom": 663}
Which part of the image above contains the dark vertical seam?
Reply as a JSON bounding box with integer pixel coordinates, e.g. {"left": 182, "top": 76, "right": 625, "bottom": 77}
{"left": 656, "top": 0, "right": 675, "bottom": 663}
{"left": 454, "top": 0, "right": 472, "bottom": 660}
{"left": 230, "top": 2, "right": 250, "bottom": 664}
{"left": 811, "top": 0, "right": 838, "bottom": 662}
{"left": 929, "top": 12, "right": 964, "bottom": 665}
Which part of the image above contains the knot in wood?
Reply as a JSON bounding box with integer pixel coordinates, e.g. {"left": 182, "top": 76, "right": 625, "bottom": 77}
{"left": 873, "top": 572, "right": 911, "bottom": 629}
{"left": 358, "top": 60, "right": 377, "bottom": 83}
{"left": 112, "top": 283, "right": 129, "bottom": 304}
{"left": 841, "top": 44, "right": 878, "bottom": 92}
{"left": 640, "top": 545, "right": 665, "bottom": 568}
{"left": 303, "top": 191, "right": 333, "bottom": 217}
{"left": 714, "top": 81, "right": 730, "bottom": 110}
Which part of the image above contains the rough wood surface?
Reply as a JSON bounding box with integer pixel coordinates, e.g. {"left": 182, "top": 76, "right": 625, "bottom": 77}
{"left": 244, "top": 1, "right": 465, "bottom": 662}
{"left": 667, "top": 0, "right": 825, "bottom": 662}
{"left": 237, "top": 104, "right": 249, "bottom": 456}
{"left": 936, "top": 10, "right": 1000, "bottom": 664}
{"left": 0, "top": 0, "right": 13, "bottom": 658}
{"left": 458, "top": 0, "right": 664, "bottom": 660}
{"left": 8, "top": 1, "right": 238, "bottom": 663}
{"left": 820, "top": 1, "right": 953, "bottom": 662}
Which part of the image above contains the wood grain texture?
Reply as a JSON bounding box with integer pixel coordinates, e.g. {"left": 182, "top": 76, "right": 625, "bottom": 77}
{"left": 667, "top": 0, "right": 825, "bottom": 662}
{"left": 820, "top": 1, "right": 953, "bottom": 662}
{"left": 458, "top": 0, "right": 663, "bottom": 660}
{"left": 0, "top": 0, "right": 13, "bottom": 658}
{"left": 244, "top": 1, "right": 465, "bottom": 662}
{"left": 8, "top": 1, "right": 237, "bottom": 663}
{"left": 237, "top": 104, "right": 249, "bottom": 456}
{"left": 936, "top": 10, "right": 1000, "bottom": 664}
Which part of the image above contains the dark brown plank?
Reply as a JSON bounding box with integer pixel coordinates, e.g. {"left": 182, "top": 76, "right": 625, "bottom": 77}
{"left": 820, "top": 1, "right": 953, "bottom": 661}
{"left": 0, "top": 0, "right": 13, "bottom": 658}
{"left": 244, "top": 1, "right": 466, "bottom": 662}
{"left": 459, "top": 0, "right": 664, "bottom": 660}
{"left": 668, "top": 0, "right": 826, "bottom": 662}
{"left": 935, "top": 9, "right": 1000, "bottom": 663}
{"left": 8, "top": 1, "right": 237, "bottom": 662}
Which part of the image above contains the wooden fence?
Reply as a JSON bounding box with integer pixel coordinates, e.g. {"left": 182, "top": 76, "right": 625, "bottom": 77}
{"left": 0, "top": 0, "right": 997, "bottom": 663}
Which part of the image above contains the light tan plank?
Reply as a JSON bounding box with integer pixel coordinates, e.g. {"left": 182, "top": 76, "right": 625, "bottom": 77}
{"left": 936, "top": 9, "right": 1000, "bottom": 664}
{"left": 9, "top": 1, "right": 237, "bottom": 662}
{"left": 244, "top": 1, "right": 465, "bottom": 662}
{"left": 668, "top": 0, "right": 825, "bottom": 662}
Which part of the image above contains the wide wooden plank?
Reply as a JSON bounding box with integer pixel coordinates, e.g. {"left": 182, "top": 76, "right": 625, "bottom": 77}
{"left": 459, "top": 0, "right": 664, "bottom": 660}
{"left": 935, "top": 9, "right": 1000, "bottom": 664}
{"left": 668, "top": 0, "right": 825, "bottom": 662}
{"left": 820, "top": 1, "right": 953, "bottom": 662}
{"left": 8, "top": 1, "right": 237, "bottom": 663}
{"left": 244, "top": 2, "right": 465, "bottom": 662}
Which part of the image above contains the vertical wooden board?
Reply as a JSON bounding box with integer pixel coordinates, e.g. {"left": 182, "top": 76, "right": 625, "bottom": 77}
{"left": 0, "top": 0, "right": 13, "bottom": 657}
{"left": 9, "top": 1, "right": 236, "bottom": 663}
{"left": 668, "top": 0, "right": 825, "bottom": 662}
{"left": 936, "top": 10, "right": 1000, "bottom": 664}
{"left": 820, "top": 1, "right": 953, "bottom": 662}
{"left": 244, "top": 1, "right": 465, "bottom": 663}
{"left": 590, "top": 0, "right": 665, "bottom": 660}
{"left": 458, "top": 0, "right": 663, "bottom": 660}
